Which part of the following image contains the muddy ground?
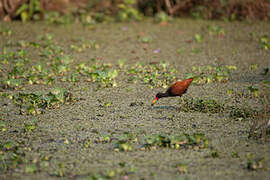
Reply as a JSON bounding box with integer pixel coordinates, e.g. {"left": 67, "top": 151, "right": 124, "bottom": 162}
{"left": 0, "top": 19, "right": 270, "bottom": 180}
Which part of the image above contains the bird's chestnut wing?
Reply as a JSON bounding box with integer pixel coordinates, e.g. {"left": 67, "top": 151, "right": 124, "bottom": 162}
{"left": 168, "top": 79, "right": 193, "bottom": 96}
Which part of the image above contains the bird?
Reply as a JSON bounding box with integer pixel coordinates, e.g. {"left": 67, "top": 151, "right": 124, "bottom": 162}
{"left": 152, "top": 78, "right": 193, "bottom": 105}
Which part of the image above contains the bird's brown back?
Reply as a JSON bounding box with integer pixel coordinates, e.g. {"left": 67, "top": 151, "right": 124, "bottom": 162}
{"left": 167, "top": 78, "right": 193, "bottom": 96}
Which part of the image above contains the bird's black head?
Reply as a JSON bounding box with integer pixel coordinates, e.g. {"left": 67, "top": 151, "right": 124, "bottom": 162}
{"left": 152, "top": 92, "right": 169, "bottom": 106}
{"left": 156, "top": 92, "right": 163, "bottom": 99}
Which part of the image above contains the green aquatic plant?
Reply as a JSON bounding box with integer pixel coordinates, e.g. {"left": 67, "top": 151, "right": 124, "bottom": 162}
{"left": 139, "top": 36, "right": 152, "bottom": 43}
{"left": 210, "top": 149, "right": 221, "bottom": 158}
{"left": 0, "top": 121, "right": 7, "bottom": 132}
{"left": 248, "top": 86, "right": 259, "bottom": 97}
{"left": 177, "top": 163, "right": 188, "bottom": 174}
{"left": 114, "top": 140, "right": 133, "bottom": 152}
{"left": 24, "top": 122, "right": 36, "bottom": 132}
{"left": 142, "top": 133, "right": 209, "bottom": 150}
{"left": 126, "top": 61, "right": 177, "bottom": 88}
{"left": 194, "top": 33, "right": 203, "bottom": 43}
{"left": 179, "top": 97, "right": 224, "bottom": 113}
{"left": 154, "top": 11, "right": 172, "bottom": 23}
{"left": 246, "top": 153, "right": 264, "bottom": 171}
{"left": 116, "top": 0, "right": 142, "bottom": 22}
{"left": 259, "top": 35, "right": 270, "bottom": 50}
{"left": 0, "top": 26, "right": 13, "bottom": 36}
{"left": 76, "top": 62, "right": 118, "bottom": 89}
{"left": 54, "top": 163, "right": 66, "bottom": 177}
{"left": 206, "top": 24, "right": 226, "bottom": 37}
{"left": 80, "top": 12, "right": 109, "bottom": 25}
{"left": 44, "top": 12, "right": 74, "bottom": 25}
{"left": 70, "top": 40, "right": 99, "bottom": 52}
{"left": 0, "top": 141, "right": 27, "bottom": 171}
{"left": 114, "top": 132, "right": 136, "bottom": 152}
{"left": 11, "top": 88, "right": 74, "bottom": 115}
{"left": 231, "top": 151, "right": 240, "bottom": 158}
{"left": 15, "top": 0, "right": 43, "bottom": 22}
{"left": 25, "top": 164, "right": 37, "bottom": 174}
{"left": 1, "top": 78, "right": 23, "bottom": 90}
{"left": 250, "top": 64, "right": 258, "bottom": 71}
{"left": 186, "top": 65, "right": 237, "bottom": 84}
{"left": 229, "top": 107, "right": 255, "bottom": 121}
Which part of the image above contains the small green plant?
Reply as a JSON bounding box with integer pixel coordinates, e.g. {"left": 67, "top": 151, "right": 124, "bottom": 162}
{"left": 1, "top": 78, "right": 23, "bottom": 90}
{"left": 79, "top": 13, "right": 106, "bottom": 25}
{"left": 248, "top": 86, "right": 259, "bottom": 97}
{"left": 226, "top": 89, "right": 234, "bottom": 96}
{"left": 83, "top": 139, "right": 91, "bottom": 148}
{"left": 210, "top": 149, "right": 221, "bottom": 158}
{"left": 207, "top": 24, "right": 226, "bottom": 37}
{"left": 139, "top": 36, "right": 152, "bottom": 43}
{"left": 24, "top": 122, "right": 36, "bottom": 132}
{"left": 259, "top": 35, "right": 270, "bottom": 50}
{"left": 113, "top": 131, "right": 139, "bottom": 152}
{"left": 0, "top": 26, "right": 13, "bottom": 36}
{"left": 103, "top": 135, "right": 111, "bottom": 143}
{"left": 229, "top": 107, "right": 255, "bottom": 121}
{"left": 76, "top": 62, "right": 118, "bottom": 89}
{"left": 116, "top": 0, "right": 142, "bottom": 22}
{"left": 179, "top": 97, "right": 224, "bottom": 113}
{"left": 247, "top": 158, "right": 264, "bottom": 170}
{"left": 250, "top": 64, "right": 258, "bottom": 71}
{"left": 231, "top": 151, "right": 240, "bottom": 158}
{"left": 11, "top": 88, "right": 74, "bottom": 115}
{"left": 15, "top": 0, "right": 43, "bottom": 22}
{"left": 0, "top": 141, "right": 27, "bottom": 171}
{"left": 0, "top": 121, "right": 7, "bottom": 132}
{"left": 191, "top": 5, "right": 206, "bottom": 19}
{"left": 194, "top": 34, "right": 203, "bottom": 43}
{"left": 70, "top": 40, "right": 99, "bottom": 52}
{"left": 142, "top": 133, "right": 209, "bottom": 150}
{"left": 177, "top": 163, "right": 188, "bottom": 174}
{"left": 95, "top": 134, "right": 111, "bottom": 144}
{"left": 154, "top": 11, "right": 172, "bottom": 23}
{"left": 55, "top": 163, "right": 65, "bottom": 177}
{"left": 114, "top": 140, "right": 133, "bottom": 152}
{"left": 96, "top": 132, "right": 210, "bottom": 152}
{"left": 186, "top": 65, "right": 237, "bottom": 84}
{"left": 125, "top": 61, "right": 177, "bottom": 89}
{"left": 117, "top": 59, "right": 127, "bottom": 69}
{"left": 25, "top": 164, "right": 37, "bottom": 174}
{"left": 246, "top": 154, "right": 264, "bottom": 171}
{"left": 44, "top": 12, "right": 74, "bottom": 25}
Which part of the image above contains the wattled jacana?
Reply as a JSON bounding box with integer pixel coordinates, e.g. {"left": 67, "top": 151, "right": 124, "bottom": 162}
{"left": 152, "top": 78, "right": 193, "bottom": 105}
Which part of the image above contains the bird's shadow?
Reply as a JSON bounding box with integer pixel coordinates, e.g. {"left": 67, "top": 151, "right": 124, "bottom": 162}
{"left": 152, "top": 105, "right": 178, "bottom": 110}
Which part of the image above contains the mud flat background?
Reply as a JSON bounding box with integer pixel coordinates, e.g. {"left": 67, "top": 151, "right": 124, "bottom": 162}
{"left": 0, "top": 19, "right": 270, "bottom": 180}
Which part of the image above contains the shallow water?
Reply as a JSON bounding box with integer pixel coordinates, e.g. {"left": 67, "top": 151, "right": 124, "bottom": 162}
{"left": 0, "top": 19, "right": 270, "bottom": 180}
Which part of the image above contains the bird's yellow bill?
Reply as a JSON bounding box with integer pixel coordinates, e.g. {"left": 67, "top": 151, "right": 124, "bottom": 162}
{"left": 152, "top": 97, "right": 158, "bottom": 105}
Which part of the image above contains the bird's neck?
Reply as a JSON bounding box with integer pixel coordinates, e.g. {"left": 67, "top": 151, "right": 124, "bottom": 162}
{"left": 158, "top": 92, "right": 170, "bottom": 98}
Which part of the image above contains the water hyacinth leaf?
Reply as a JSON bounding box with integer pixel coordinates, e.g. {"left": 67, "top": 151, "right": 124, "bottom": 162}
{"left": 194, "top": 34, "right": 203, "bottom": 43}
{"left": 248, "top": 86, "right": 259, "bottom": 97}
{"left": 259, "top": 35, "right": 270, "bottom": 50}
{"left": 117, "top": 59, "right": 126, "bottom": 68}
{"left": 140, "top": 36, "right": 152, "bottom": 43}
{"left": 186, "top": 65, "right": 236, "bottom": 84}
{"left": 24, "top": 122, "right": 36, "bottom": 132}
